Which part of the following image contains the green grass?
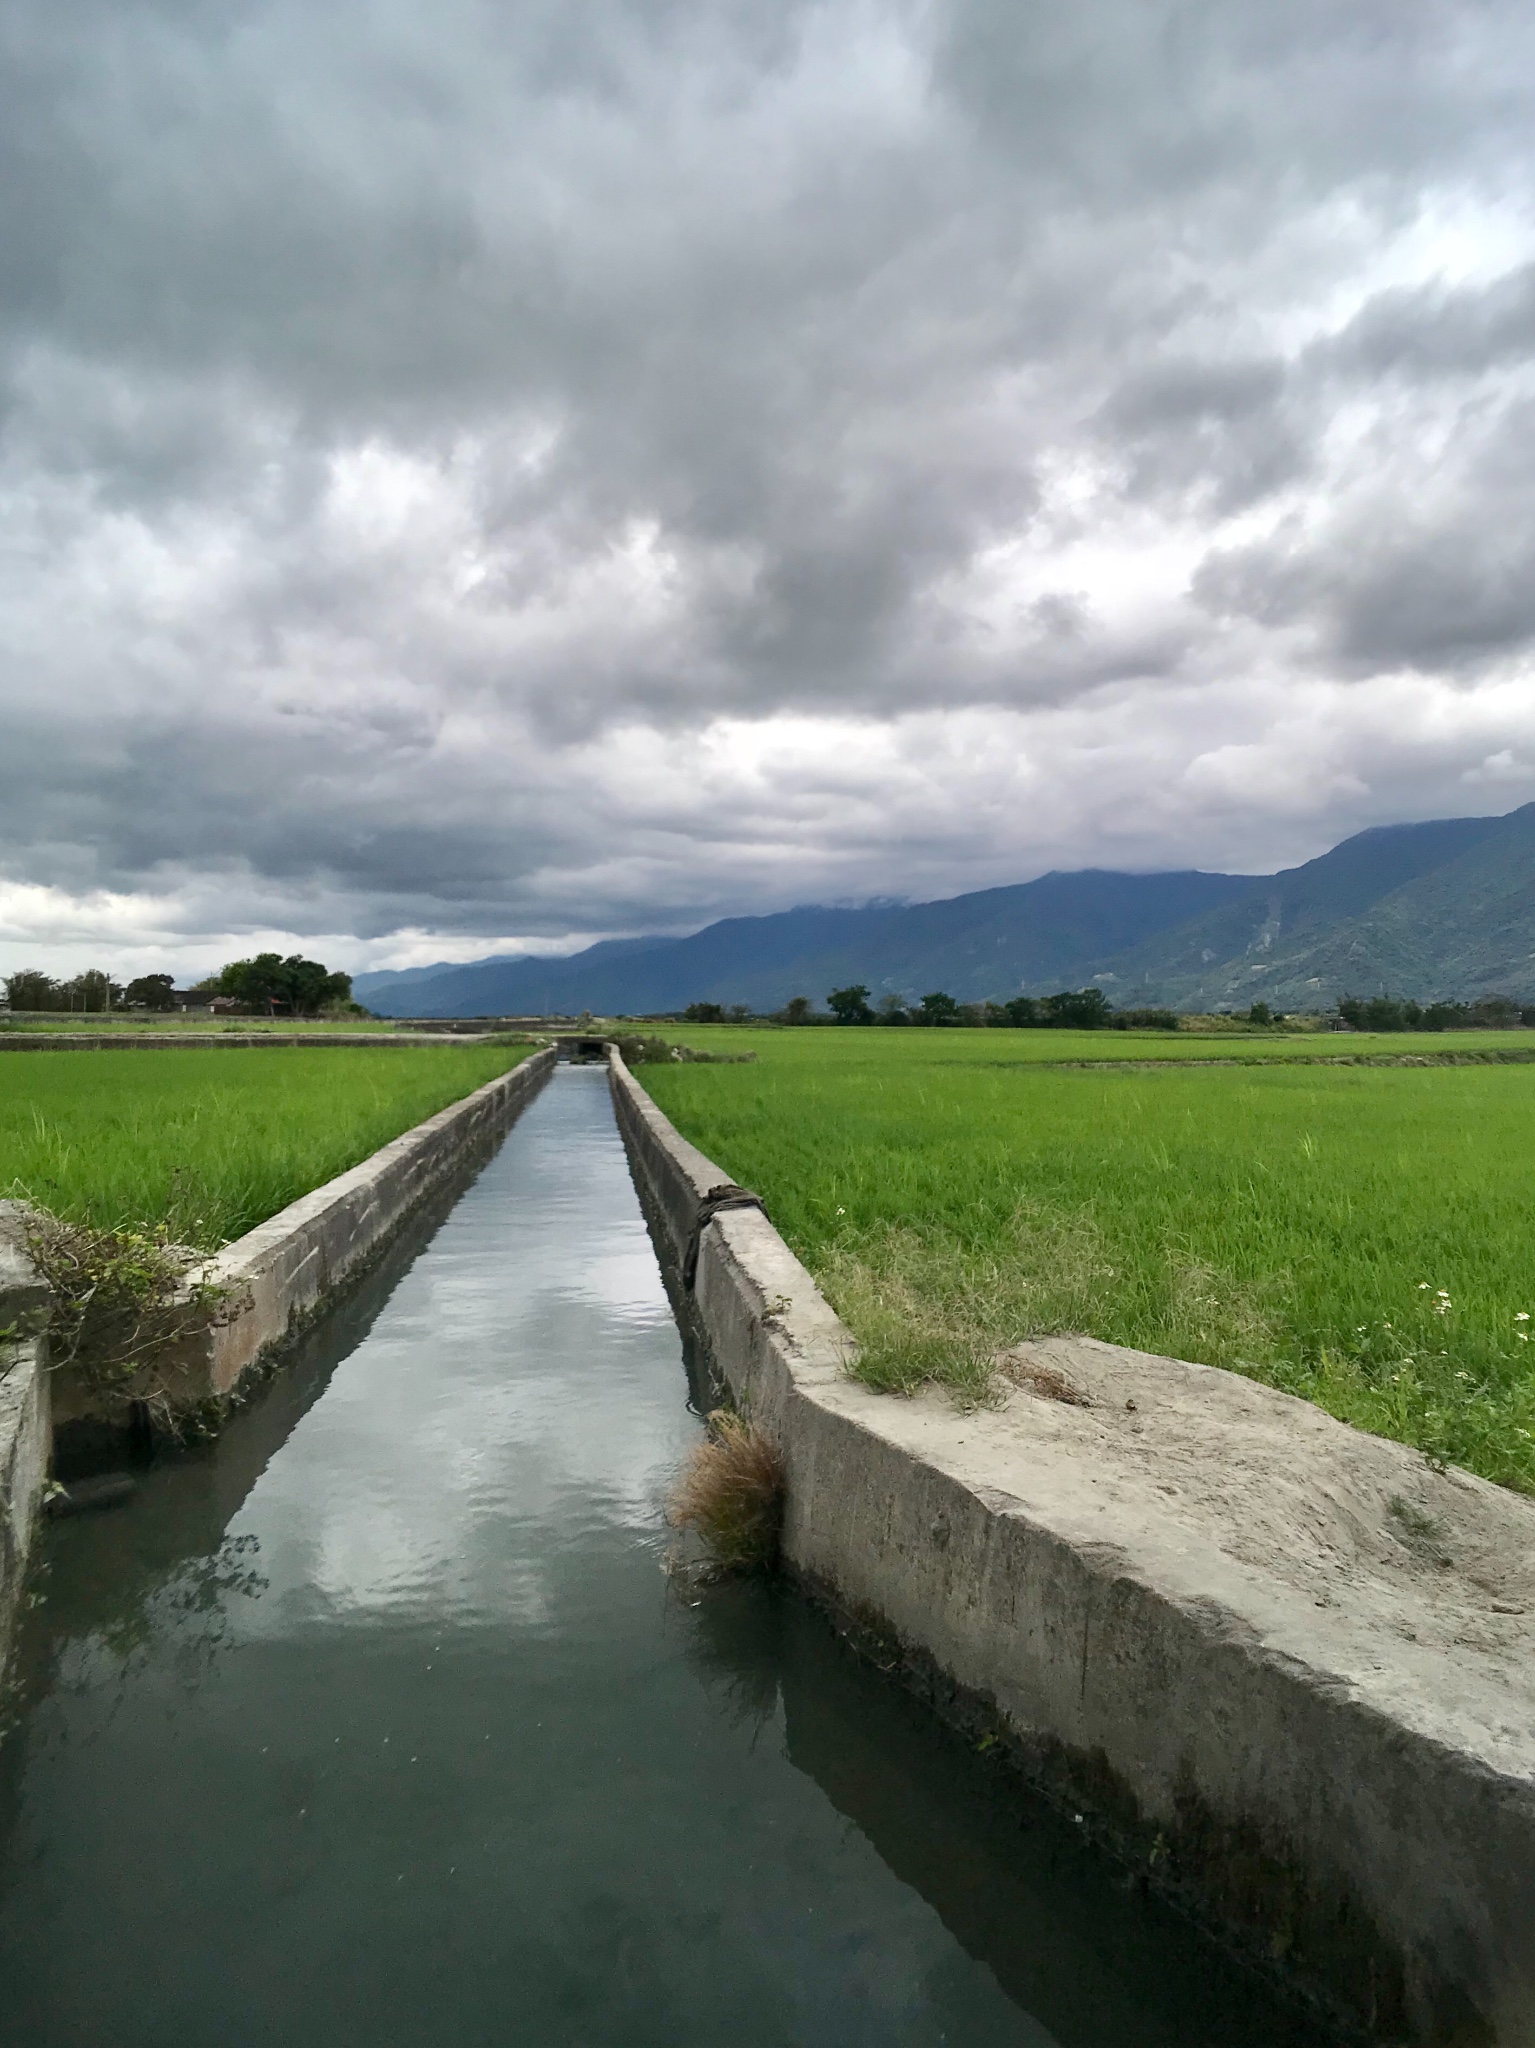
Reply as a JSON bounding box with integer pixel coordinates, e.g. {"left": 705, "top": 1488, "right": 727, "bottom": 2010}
{"left": 658, "top": 1021, "right": 1535, "bottom": 1065}
{"left": 0, "top": 1045, "right": 533, "bottom": 1249}
{"left": 638, "top": 1030, "right": 1535, "bottom": 1492}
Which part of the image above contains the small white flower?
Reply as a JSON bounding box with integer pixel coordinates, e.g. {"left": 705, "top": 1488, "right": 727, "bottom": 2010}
{"left": 836, "top": 1206, "right": 846, "bottom": 1216}
{"left": 1517, "top": 1312, "right": 1530, "bottom": 1322}
{"left": 1417, "top": 1282, "right": 1431, "bottom": 1290}
{"left": 1437, "top": 1289, "right": 1450, "bottom": 1299}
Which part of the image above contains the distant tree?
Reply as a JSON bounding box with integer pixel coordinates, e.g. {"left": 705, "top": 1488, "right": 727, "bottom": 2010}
{"left": 728, "top": 1005, "right": 752, "bottom": 1022}
{"left": 1110, "top": 1007, "right": 1181, "bottom": 1031}
{"left": 1466, "top": 994, "right": 1522, "bottom": 1028}
{"left": 779, "top": 995, "right": 814, "bottom": 1025}
{"left": 827, "top": 984, "right": 875, "bottom": 1025}
{"left": 876, "top": 994, "right": 910, "bottom": 1025}
{"left": 215, "top": 953, "right": 352, "bottom": 1016}
{"left": 123, "top": 973, "right": 177, "bottom": 1011}
{"left": 58, "top": 971, "right": 123, "bottom": 1012}
{"left": 1040, "top": 988, "right": 1113, "bottom": 1029}
{"left": 1339, "top": 993, "right": 1424, "bottom": 1032}
{"left": 915, "top": 990, "right": 960, "bottom": 1027}
{"left": 1333, "top": 991, "right": 1527, "bottom": 1033}
{"left": 1002, "top": 996, "right": 1042, "bottom": 1027}
{"left": 4, "top": 969, "right": 58, "bottom": 1011}
{"left": 1247, "top": 1001, "right": 1273, "bottom": 1026}
{"left": 684, "top": 1002, "right": 725, "bottom": 1022}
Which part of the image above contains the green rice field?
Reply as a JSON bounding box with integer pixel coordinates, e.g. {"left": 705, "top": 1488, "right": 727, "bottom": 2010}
{"left": 0, "top": 1045, "right": 533, "bottom": 1250}
{"left": 661, "top": 1021, "right": 1535, "bottom": 1066}
{"left": 640, "top": 1028, "right": 1535, "bottom": 1492}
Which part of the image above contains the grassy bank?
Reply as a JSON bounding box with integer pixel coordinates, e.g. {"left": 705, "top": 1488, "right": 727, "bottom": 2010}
{"left": 0, "top": 1045, "right": 534, "bottom": 1248}
{"left": 639, "top": 1031, "right": 1535, "bottom": 1492}
{"left": 661, "top": 1021, "right": 1535, "bottom": 1066}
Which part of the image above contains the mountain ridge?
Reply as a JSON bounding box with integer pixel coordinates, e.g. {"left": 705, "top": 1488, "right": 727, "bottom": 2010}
{"left": 355, "top": 802, "right": 1535, "bottom": 1016}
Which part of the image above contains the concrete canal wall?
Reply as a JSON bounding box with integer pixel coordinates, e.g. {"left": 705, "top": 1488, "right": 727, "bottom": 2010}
{"left": 0, "top": 1214, "right": 50, "bottom": 1679}
{"left": 609, "top": 1048, "right": 1535, "bottom": 2046}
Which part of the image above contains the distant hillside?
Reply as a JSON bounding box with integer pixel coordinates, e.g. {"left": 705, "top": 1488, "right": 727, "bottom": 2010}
{"left": 1090, "top": 813, "right": 1516, "bottom": 1010}
{"left": 359, "top": 870, "right": 1257, "bottom": 1016}
{"left": 1114, "top": 803, "right": 1535, "bottom": 1011}
{"left": 356, "top": 802, "right": 1535, "bottom": 1017}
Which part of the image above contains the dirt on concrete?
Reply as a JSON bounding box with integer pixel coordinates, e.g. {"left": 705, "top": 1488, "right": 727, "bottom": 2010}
{"left": 993, "top": 1335, "right": 1535, "bottom": 1751}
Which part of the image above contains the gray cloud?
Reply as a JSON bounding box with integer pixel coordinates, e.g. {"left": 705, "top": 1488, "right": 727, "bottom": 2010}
{"left": 4, "top": 0, "right": 1535, "bottom": 972}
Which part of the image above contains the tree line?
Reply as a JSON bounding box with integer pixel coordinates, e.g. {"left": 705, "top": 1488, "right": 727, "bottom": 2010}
{"left": 684, "top": 986, "right": 1535, "bottom": 1030}
{"left": 684, "top": 986, "right": 1178, "bottom": 1029}
{"left": 1335, "top": 992, "right": 1535, "bottom": 1032}
{"left": 3, "top": 953, "right": 357, "bottom": 1017}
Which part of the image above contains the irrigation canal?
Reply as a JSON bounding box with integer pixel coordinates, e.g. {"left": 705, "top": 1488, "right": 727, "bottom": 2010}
{"left": 0, "top": 1065, "right": 1324, "bottom": 2046}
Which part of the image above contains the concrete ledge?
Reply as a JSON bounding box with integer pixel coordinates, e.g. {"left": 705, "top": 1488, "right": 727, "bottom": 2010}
{"left": 0, "top": 1209, "right": 51, "bottom": 1679}
{"left": 0, "top": 1032, "right": 524, "bottom": 1051}
{"left": 51, "top": 1045, "right": 556, "bottom": 1434}
{"left": 609, "top": 1049, "right": 1535, "bottom": 2046}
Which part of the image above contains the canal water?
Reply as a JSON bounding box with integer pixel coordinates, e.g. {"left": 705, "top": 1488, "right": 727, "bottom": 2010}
{"left": 0, "top": 1066, "right": 1324, "bottom": 2047}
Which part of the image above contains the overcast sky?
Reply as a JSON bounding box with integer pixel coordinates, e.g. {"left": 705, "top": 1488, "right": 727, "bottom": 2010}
{"left": 5, "top": 0, "right": 1535, "bottom": 980}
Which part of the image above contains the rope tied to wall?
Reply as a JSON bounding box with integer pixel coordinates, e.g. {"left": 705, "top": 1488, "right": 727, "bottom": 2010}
{"left": 682, "top": 1183, "right": 766, "bottom": 1290}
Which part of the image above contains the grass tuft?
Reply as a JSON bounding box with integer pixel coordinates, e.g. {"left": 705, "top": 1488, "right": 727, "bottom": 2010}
{"left": 668, "top": 1410, "right": 785, "bottom": 1573}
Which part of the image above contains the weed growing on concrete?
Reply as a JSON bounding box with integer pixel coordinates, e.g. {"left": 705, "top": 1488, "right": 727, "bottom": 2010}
{"left": 23, "top": 1211, "right": 242, "bottom": 1423}
{"left": 667, "top": 1410, "right": 785, "bottom": 1574}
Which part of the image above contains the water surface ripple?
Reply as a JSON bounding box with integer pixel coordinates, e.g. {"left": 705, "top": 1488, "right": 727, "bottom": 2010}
{"left": 0, "top": 1066, "right": 1322, "bottom": 2046}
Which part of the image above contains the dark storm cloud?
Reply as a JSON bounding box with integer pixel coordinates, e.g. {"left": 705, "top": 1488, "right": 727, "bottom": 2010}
{"left": 3, "top": 0, "right": 1535, "bottom": 967}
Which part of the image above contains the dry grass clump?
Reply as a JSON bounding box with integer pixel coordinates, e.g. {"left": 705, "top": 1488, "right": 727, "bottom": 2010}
{"left": 667, "top": 1410, "right": 785, "bottom": 1574}
{"left": 998, "top": 1351, "right": 1092, "bottom": 1405}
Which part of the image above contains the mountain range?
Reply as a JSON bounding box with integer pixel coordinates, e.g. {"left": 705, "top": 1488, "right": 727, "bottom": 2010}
{"left": 355, "top": 801, "right": 1535, "bottom": 1017}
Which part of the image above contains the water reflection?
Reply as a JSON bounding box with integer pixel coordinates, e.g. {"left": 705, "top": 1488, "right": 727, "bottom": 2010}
{"left": 0, "top": 1067, "right": 1324, "bottom": 2047}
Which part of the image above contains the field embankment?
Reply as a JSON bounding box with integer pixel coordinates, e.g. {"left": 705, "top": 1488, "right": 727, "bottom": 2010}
{"left": 0, "top": 1044, "right": 537, "bottom": 1248}
{"left": 0, "top": 1012, "right": 399, "bottom": 1033}
{"left": 640, "top": 1029, "right": 1535, "bottom": 1491}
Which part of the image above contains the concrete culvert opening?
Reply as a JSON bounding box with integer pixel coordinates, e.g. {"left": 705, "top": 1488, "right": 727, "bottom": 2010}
{"left": 667, "top": 1410, "right": 785, "bottom": 1574}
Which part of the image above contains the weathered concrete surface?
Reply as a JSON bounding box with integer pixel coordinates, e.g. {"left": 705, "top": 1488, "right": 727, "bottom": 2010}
{"left": 51, "top": 1045, "right": 556, "bottom": 1432}
{"left": 0, "top": 1204, "right": 50, "bottom": 1677}
{"left": 610, "top": 1049, "right": 1535, "bottom": 2046}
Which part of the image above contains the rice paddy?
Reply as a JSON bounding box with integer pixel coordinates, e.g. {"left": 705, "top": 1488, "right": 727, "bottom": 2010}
{"left": 0, "top": 1045, "right": 534, "bottom": 1249}
{"left": 639, "top": 1029, "right": 1535, "bottom": 1492}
